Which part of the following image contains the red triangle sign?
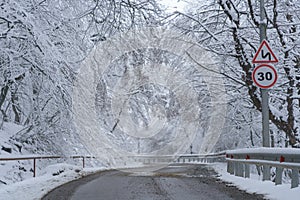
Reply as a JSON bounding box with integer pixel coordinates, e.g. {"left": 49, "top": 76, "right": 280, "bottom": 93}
{"left": 252, "top": 40, "right": 278, "bottom": 63}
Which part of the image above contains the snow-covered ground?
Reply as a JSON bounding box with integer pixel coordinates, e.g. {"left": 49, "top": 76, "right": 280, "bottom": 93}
{"left": 213, "top": 163, "right": 300, "bottom": 200}
{"left": 0, "top": 162, "right": 299, "bottom": 200}
{"left": 0, "top": 163, "right": 104, "bottom": 200}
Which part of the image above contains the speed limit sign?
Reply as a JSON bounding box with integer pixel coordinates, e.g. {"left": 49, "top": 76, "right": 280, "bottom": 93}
{"left": 252, "top": 64, "right": 278, "bottom": 89}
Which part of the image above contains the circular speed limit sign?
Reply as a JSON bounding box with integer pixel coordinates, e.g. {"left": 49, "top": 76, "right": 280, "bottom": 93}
{"left": 252, "top": 64, "right": 278, "bottom": 89}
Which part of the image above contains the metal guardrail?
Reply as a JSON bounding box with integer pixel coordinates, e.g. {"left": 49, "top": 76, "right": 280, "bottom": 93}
{"left": 177, "top": 152, "right": 226, "bottom": 163}
{"left": 226, "top": 148, "right": 300, "bottom": 188}
{"left": 0, "top": 153, "right": 226, "bottom": 179}
{"left": 128, "top": 152, "right": 226, "bottom": 164}
{"left": 3, "top": 149, "right": 298, "bottom": 190}
{"left": 0, "top": 155, "right": 94, "bottom": 177}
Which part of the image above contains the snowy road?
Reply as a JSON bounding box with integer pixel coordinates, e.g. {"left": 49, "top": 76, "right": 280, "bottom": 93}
{"left": 42, "top": 164, "right": 265, "bottom": 200}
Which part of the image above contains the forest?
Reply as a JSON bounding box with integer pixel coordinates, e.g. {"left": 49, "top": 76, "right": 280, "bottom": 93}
{"left": 0, "top": 0, "right": 299, "bottom": 167}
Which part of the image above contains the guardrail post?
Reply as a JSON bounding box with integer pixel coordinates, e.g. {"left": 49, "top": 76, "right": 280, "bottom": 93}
{"left": 82, "top": 157, "right": 85, "bottom": 168}
{"left": 227, "top": 161, "right": 234, "bottom": 174}
{"left": 244, "top": 164, "right": 250, "bottom": 178}
{"left": 234, "top": 162, "right": 243, "bottom": 177}
{"left": 262, "top": 165, "right": 270, "bottom": 181}
{"left": 237, "top": 163, "right": 244, "bottom": 177}
{"left": 291, "top": 168, "right": 299, "bottom": 188}
{"left": 234, "top": 162, "right": 238, "bottom": 175}
{"left": 33, "top": 158, "right": 36, "bottom": 177}
{"left": 275, "top": 167, "right": 283, "bottom": 185}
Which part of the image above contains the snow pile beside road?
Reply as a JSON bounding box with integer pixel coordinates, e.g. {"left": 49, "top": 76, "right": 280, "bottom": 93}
{"left": 213, "top": 162, "right": 300, "bottom": 200}
{"left": 0, "top": 164, "right": 103, "bottom": 200}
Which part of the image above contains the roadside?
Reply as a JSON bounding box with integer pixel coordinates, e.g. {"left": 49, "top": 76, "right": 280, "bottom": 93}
{"left": 213, "top": 162, "right": 300, "bottom": 200}
{"left": 44, "top": 164, "right": 265, "bottom": 200}
{"left": 0, "top": 164, "right": 103, "bottom": 200}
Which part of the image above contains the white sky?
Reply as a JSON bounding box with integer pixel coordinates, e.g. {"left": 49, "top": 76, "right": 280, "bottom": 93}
{"left": 158, "top": 0, "right": 189, "bottom": 12}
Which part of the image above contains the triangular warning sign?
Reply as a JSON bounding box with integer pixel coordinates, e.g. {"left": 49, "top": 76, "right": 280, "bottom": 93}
{"left": 252, "top": 40, "right": 278, "bottom": 63}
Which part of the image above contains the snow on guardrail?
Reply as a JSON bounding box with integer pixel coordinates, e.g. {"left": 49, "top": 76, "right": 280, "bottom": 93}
{"left": 225, "top": 148, "right": 300, "bottom": 188}
{"left": 0, "top": 155, "right": 94, "bottom": 177}
{"left": 127, "top": 152, "right": 226, "bottom": 164}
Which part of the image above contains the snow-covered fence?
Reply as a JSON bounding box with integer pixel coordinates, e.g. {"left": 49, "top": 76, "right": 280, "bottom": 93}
{"left": 128, "top": 152, "right": 226, "bottom": 164}
{"left": 176, "top": 152, "right": 225, "bottom": 163}
{"left": 226, "top": 148, "right": 300, "bottom": 188}
{"left": 0, "top": 155, "right": 94, "bottom": 177}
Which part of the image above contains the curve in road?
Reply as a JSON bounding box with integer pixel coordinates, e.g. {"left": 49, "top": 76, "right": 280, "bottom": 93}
{"left": 43, "top": 164, "right": 265, "bottom": 200}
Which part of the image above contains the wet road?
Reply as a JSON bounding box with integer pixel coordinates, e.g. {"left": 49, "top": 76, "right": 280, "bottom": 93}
{"left": 42, "top": 164, "right": 265, "bottom": 200}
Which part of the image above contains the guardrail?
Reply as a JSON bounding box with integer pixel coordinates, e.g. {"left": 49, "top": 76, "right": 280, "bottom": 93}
{"left": 0, "top": 155, "right": 94, "bottom": 177}
{"left": 0, "top": 153, "right": 225, "bottom": 179}
{"left": 3, "top": 149, "right": 298, "bottom": 189}
{"left": 128, "top": 152, "right": 226, "bottom": 164}
{"left": 226, "top": 148, "right": 300, "bottom": 188}
{"left": 177, "top": 152, "right": 226, "bottom": 163}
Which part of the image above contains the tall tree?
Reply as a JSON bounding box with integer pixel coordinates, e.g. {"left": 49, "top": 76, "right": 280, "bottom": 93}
{"left": 0, "top": 0, "right": 162, "bottom": 153}
{"left": 172, "top": 0, "right": 300, "bottom": 147}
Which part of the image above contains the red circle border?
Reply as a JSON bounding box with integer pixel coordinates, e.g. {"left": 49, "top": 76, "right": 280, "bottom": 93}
{"left": 252, "top": 64, "right": 278, "bottom": 89}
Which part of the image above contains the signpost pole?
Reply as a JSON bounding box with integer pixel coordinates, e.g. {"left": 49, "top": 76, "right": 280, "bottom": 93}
{"left": 260, "top": 0, "right": 271, "bottom": 181}
{"left": 260, "top": 0, "right": 270, "bottom": 148}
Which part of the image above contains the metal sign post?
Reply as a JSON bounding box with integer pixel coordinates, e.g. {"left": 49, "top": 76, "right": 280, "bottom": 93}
{"left": 253, "top": 1, "right": 278, "bottom": 149}
{"left": 252, "top": 1, "right": 278, "bottom": 149}
{"left": 251, "top": 0, "right": 279, "bottom": 182}
{"left": 259, "top": 0, "right": 270, "bottom": 148}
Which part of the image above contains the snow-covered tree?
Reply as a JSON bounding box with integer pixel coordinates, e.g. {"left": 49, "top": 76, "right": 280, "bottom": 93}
{"left": 0, "top": 0, "right": 163, "bottom": 184}
{"left": 172, "top": 0, "right": 300, "bottom": 147}
{"left": 0, "top": 0, "right": 162, "bottom": 154}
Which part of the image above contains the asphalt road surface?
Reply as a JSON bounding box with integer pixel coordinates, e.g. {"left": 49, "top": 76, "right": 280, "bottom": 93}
{"left": 42, "top": 164, "right": 266, "bottom": 200}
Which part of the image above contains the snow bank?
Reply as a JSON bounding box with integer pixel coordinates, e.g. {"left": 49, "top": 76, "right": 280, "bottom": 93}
{"left": 0, "top": 163, "right": 104, "bottom": 200}
{"left": 213, "top": 163, "right": 300, "bottom": 200}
